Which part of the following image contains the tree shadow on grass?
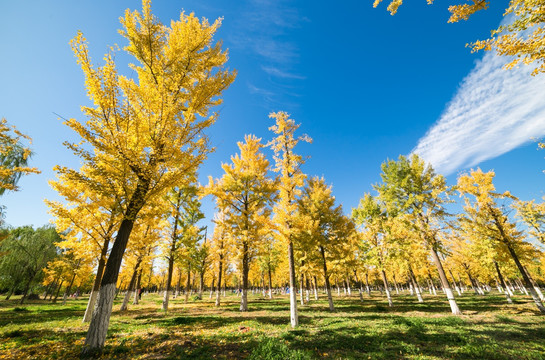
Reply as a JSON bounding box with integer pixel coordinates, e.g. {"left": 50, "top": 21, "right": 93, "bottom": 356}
{"left": 0, "top": 307, "right": 83, "bottom": 327}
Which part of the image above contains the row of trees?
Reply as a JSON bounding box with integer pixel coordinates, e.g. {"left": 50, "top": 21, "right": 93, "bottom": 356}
{"left": 2, "top": 0, "right": 545, "bottom": 355}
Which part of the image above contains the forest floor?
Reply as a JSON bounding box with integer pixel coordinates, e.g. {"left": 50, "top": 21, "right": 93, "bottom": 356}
{"left": 0, "top": 291, "right": 544, "bottom": 359}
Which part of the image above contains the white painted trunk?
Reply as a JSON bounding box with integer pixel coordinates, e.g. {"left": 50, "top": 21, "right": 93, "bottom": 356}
{"left": 240, "top": 289, "right": 248, "bottom": 311}
{"left": 162, "top": 289, "right": 170, "bottom": 312}
{"left": 454, "top": 285, "right": 461, "bottom": 296}
{"left": 445, "top": 288, "right": 461, "bottom": 315}
{"left": 290, "top": 286, "right": 298, "bottom": 327}
{"left": 326, "top": 286, "right": 335, "bottom": 311}
{"left": 385, "top": 287, "right": 393, "bottom": 307}
{"left": 415, "top": 286, "right": 424, "bottom": 303}
{"left": 120, "top": 289, "right": 132, "bottom": 312}
{"left": 534, "top": 286, "right": 545, "bottom": 302}
{"left": 83, "top": 290, "right": 99, "bottom": 323}
{"left": 215, "top": 290, "right": 221, "bottom": 307}
{"left": 132, "top": 289, "right": 139, "bottom": 305}
{"left": 82, "top": 283, "right": 116, "bottom": 353}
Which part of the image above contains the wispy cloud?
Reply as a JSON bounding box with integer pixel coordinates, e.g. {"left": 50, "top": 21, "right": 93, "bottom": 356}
{"left": 230, "top": 0, "right": 307, "bottom": 84}
{"left": 412, "top": 48, "right": 545, "bottom": 176}
{"left": 261, "top": 66, "right": 306, "bottom": 79}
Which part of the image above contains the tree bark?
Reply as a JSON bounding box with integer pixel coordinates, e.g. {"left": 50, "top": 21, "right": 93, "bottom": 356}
{"left": 288, "top": 240, "right": 298, "bottom": 326}
{"left": 240, "top": 240, "right": 249, "bottom": 311}
{"left": 133, "top": 270, "right": 142, "bottom": 305}
{"left": 353, "top": 270, "right": 364, "bottom": 301}
{"left": 162, "top": 253, "right": 175, "bottom": 312}
{"left": 82, "top": 177, "right": 149, "bottom": 355}
{"left": 380, "top": 269, "right": 393, "bottom": 307}
{"left": 62, "top": 272, "right": 77, "bottom": 305}
{"left": 392, "top": 274, "right": 400, "bottom": 295}
{"left": 5, "top": 285, "right": 15, "bottom": 300}
{"left": 448, "top": 268, "right": 462, "bottom": 296}
{"left": 268, "top": 266, "right": 273, "bottom": 299}
{"left": 320, "top": 246, "right": 334, "bottom": 311}
{"left": 430, "top": 247, "right": 461, "bottom": 315}
{"left": 215, "top": 256, "right": 223, "bottom": 307}
{"left": 505, "top": 243, "right": 545, "bottom": 313}
{"left": 185, "top": 264, "right": 191, "bottom": 303}
{"left": 408, "top": 265, "right": 423, "bottom": 302}
{"left": 524, "top": 266, "right": 545, "bottom": 302}
{"left": 52, "top": 280, "right": 64, "bottom": 303}
{"left": 20, "top": 271, "right": 37, "bottom": 305}
{"left": 121, "top": 260, "right": 141, "bottom": 312}
{"left": 83, "top": 238, "right": 110, "bottom": 323}
{"left": 494, "top": 260, "right": 513, "bottom": 304}
{"left": 299, "top": 272, "right": 305, "bottom": 305}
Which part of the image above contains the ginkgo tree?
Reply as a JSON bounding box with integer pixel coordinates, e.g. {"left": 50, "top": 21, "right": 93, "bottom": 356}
{"left": 457, "top": 168, "right": 545, "bottom": 313}
{"left": 514, "top": 200, "right": 545, "bottom": 245}
{"left": 268, "top": 111, "right": 311, "bottom": 327}
{"left": 161, "top": 181, "right": 201, "bottom": 312}
{"left": 205, "top": 135, "right": 277, "bottom": 311}
{"left": 353, "top": 193, "right": 396, "bottom": 306}
{"left": 375, "top": 154, "right": 461, "bottom": 315}
{"left": 59, "top": 0, "right": 235, "bottom": 353}
{"left": 297, "top": 176, "right": 357, "bottom": 311}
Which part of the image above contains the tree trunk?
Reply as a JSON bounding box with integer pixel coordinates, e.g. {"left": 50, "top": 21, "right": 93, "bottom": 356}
{"left": 408, "top": 265, "right": 423, "bottom": 302}
{"left": 20, "top": 272, "right": 36, "bottom": 305}
{"left": 505, "top": 243, "right": 545, "bottom": 313}
{"left": 313, "top": 276, "right": 319, "bottom": 300}
{"left": 430, "top": 248, "right": 461, "bottom": 314}
{"left": 82, "top": 177, "right": 149, "bottom": 355}
{"left": 392, "top": 274, "right": 400, "bottom": 295}
{"left": 448, "top": 268, "right": 462, "bottom": 296}
{"left": 120, "top": 259, "right": 141, "bottom": 312}
{"left": 380, "top": 269, "right": 393, "bottom": 306}
{"left": 175, "top": 268, "right": 182, "bottom": 298}
{"left": 524, "top": 266, "right": 545, "bottom": 302}
{"left": 133, "top": 270, "right": 142, "bottom": 305}
{"left": 215, "top": 256, "right": 223, "bottom": 307}
{"left": 185, "top": 264, "right": 191, "bottom": 303}
{"left": 299, "top": 272, "right": 304, "bottom": 305}
{"left": 162, "top": 253, "right": 175, "bottom": 312}
{"left": 83, "top": 238, "right": 109, "bottom": 323}
{"left": 62, "top": 272, "right": 77, "bottom": 305}
{"left": 288, "top": 240, "right": 298, "bottom": 327}
{"left": 52, "top": 279, "right": 64, "bottom": 303}
{"left": 5, "top": 285, "right": 15, "bottom": 300}
{"left": 240, "top": 241, "right": 249, "bottom": 312}
{"left": 268, "top": 266, "right": 273, "bottom": 299}
{"left": 365, "top": 272, "right": 371, "bottom": 296}
{"left": 320, "top": 246, "right": 334, "bottom": 311}
{"left": 494, "top": 261, "right": 512, "bottom": 304}
{"left": 427, "top": 270, "right": 437, "bottom": 295}
{"left": 353, "top": 270, "right": 364, "bottom": 301}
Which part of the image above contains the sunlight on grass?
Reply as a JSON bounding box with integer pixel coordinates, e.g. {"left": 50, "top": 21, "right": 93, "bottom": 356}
{"left": 1, "top": 292, "right": 544, "bottom": 359}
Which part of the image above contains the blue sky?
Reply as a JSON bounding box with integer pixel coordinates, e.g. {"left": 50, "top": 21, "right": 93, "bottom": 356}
{"left": 1, "top": 0, "right": 544, "bottom": 230}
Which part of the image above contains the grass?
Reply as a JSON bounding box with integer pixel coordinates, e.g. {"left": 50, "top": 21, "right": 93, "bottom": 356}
{"left": 0, "top": 291, "right": 544, "bottom": 359}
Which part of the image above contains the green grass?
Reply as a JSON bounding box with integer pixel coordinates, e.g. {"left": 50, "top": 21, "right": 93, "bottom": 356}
{"left": 0, "top": 291, "right": 544, "bottom": 359}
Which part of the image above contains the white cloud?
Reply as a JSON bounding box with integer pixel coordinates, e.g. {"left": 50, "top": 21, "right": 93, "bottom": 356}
{"left": 230, "top": 0, "right": 306, "bottom": 82}
{"left": 261, "top": 66, "right": 306, "bottom": 79}
{"left": 412, "top": 49, "right": 545, "bottom": 175}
